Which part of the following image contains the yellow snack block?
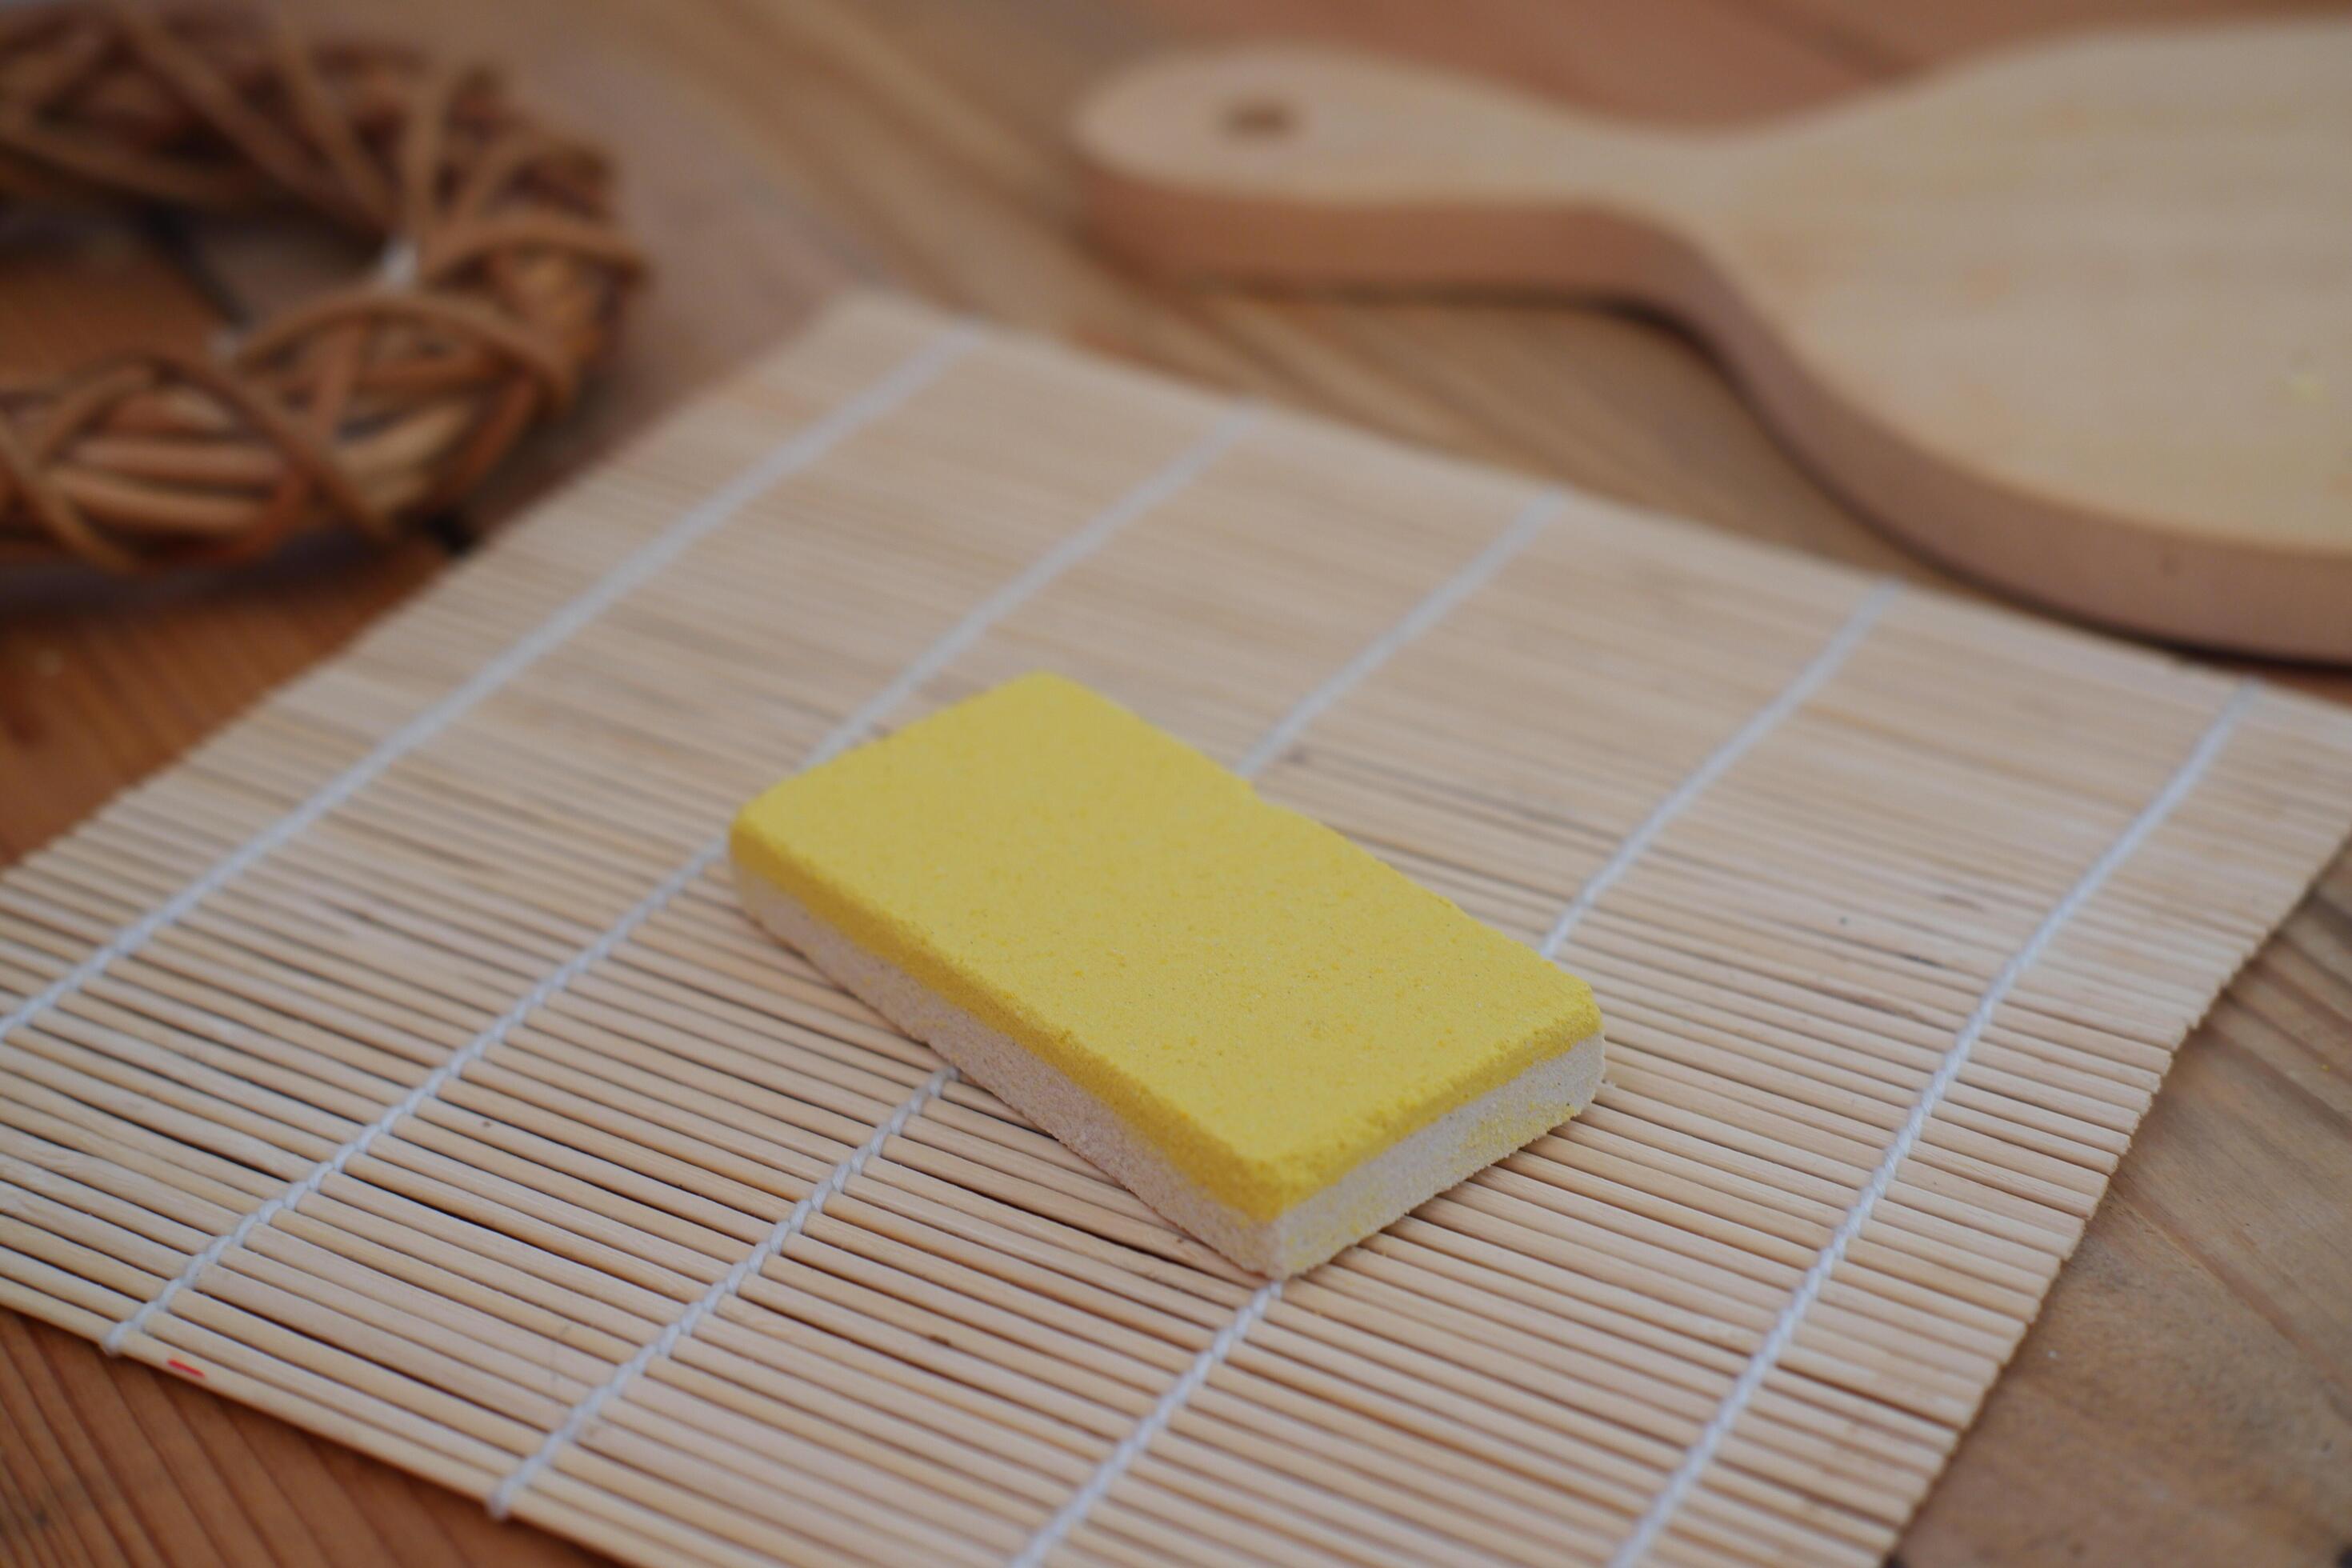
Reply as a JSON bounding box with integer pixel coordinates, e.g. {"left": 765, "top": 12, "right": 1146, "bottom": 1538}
{"left": 729, "top": 673, "right": 1605, "bottom": 1276}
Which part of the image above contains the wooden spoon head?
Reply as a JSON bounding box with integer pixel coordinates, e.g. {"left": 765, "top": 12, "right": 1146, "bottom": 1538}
{"left": 1705, "top": 20, "right": 2352, "bottom": 657}
{"left": 1076, "top": 26, "right": 2352, "bottom": 661}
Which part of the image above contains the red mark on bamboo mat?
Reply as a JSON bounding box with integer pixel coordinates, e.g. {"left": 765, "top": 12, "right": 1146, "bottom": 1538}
{"left": 166, "top": 1358, "right": 206, "bottom": 1379}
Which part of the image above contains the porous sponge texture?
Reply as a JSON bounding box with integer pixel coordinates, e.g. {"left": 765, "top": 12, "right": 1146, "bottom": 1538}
{"left": 729, "top": 672, "right": 1602, "bottom": 1222}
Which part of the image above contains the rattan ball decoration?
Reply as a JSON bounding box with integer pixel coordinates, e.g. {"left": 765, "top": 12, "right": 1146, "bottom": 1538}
{"left": 0, "top": 4, "right": 643, "bottom": 570}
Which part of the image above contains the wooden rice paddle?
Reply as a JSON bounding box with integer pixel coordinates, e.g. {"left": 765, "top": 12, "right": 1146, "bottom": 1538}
{"left": 1074, "top": 21, "right": 2352, "bottom": 661}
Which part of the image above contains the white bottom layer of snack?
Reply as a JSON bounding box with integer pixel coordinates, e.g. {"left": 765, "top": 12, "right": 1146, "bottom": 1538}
{"left": 738, "top": 873, "right": 1603, "bottom": 1277}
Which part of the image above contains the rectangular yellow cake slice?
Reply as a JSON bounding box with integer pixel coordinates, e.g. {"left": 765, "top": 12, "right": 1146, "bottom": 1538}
{"left": 728, "top": 672, "right": 1604, "bottom": 1276}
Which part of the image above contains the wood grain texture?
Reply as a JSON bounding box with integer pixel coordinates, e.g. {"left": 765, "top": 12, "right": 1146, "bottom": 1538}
{"left": 1073, "top": 25, "right": 2352, "bottom": 658}
{"left": 3, "top": 1, "right": 2347, "bottom": 1565}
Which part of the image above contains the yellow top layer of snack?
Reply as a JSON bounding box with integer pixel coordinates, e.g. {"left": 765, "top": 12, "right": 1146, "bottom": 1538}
{"left": 730, "top": 673, "right": 1600, "bottom": 1220}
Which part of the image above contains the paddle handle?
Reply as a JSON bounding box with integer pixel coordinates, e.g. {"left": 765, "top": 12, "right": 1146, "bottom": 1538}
{"left": 1074, "top": 47, "right": 1724, "bottom": 297}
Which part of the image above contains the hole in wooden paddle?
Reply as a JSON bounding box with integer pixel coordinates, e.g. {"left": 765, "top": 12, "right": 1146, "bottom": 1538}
{"left": 1222, "top": 98, "right": 1296, "bottom": 139}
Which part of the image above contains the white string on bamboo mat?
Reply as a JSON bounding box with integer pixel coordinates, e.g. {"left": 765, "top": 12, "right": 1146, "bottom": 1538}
{"left": 493, "top": 474, "right": 1564, "bottom": 1522}
{"left": 1234, "top": 488, "right": 1568, "bottom": 778}
{"left": 1010, "top": 1277, "right": 1285, "bottom": 1568}
{"left": 1606, "top": 677, "right": 2260, "bottom": 1568}
{"left": 488, "top": 1066, "right": 958, "bottom": 1518}
{"left": 4, "top": 322, "right": 983, "bottom": 1060}
{"left": 1538, "top": 576, "right": 1901, "bottom": 958}
{"left": 100, "top": 398, "right": 1261, "bottom": 1361}
{"left": 1013, "top": 572, "right": 1904, "bottom": 1566}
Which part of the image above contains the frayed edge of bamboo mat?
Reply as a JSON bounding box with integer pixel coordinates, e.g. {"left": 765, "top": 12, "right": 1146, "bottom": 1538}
{"left": 5, "top": 290, "right": 2352, "bottom": 1568}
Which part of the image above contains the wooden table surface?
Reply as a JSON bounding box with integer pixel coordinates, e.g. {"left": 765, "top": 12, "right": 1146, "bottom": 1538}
{"left": 5, "top": 2, "right": 2349, "bottom": 1564}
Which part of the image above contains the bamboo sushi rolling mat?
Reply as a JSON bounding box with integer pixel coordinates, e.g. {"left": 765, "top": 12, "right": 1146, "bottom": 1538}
{"left": 5, "top": 292, "right": 2351, "bottom": 1568}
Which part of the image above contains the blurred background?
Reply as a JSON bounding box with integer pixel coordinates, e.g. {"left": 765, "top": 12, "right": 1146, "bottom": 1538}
{"left": 14, "top": 0, "right": 2349, "bottom": 863}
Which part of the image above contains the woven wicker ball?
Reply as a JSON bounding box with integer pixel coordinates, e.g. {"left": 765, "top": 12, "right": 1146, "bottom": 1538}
{"left": 0, "top": 3, "right": 642, "bottom": 570}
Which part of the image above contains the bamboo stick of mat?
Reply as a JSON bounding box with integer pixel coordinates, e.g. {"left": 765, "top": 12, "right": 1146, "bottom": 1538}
{"left": 5, "top": 292, "right": 2351, "bottom": 1567}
